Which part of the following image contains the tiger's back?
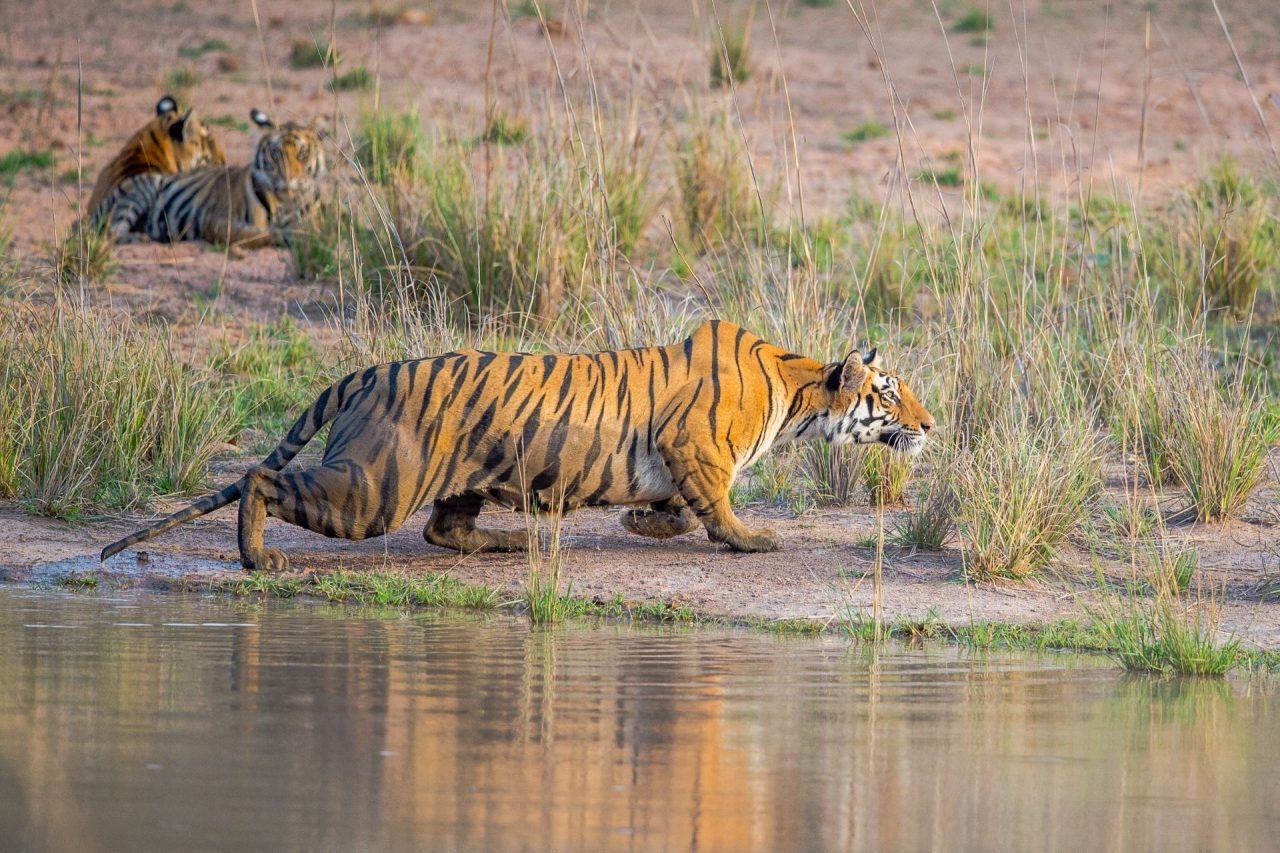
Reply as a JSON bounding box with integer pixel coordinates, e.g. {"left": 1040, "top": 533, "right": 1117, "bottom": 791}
{"left": 84, "top": 96, "right": 224, "bottom": 241}
{"left": 146, "top": 112, "right": 325, "bottom": 248}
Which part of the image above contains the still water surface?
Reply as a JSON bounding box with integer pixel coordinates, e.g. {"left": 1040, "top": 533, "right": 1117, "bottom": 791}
{"left": 0, "top": 588, "right": 1276, "bottom": 852}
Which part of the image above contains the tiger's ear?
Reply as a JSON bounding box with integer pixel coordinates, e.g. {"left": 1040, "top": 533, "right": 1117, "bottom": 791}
{"left": 863, "top": 347, "right": 880, "bottom": 368}
{"left": 168, "top": 108, "right": 193, "bottom": 142}
{"left": 250, "top": 109, "right": 273, "bottom": 129}
{"left": 309, "top": 117, "right": 330, "bottom": 138}
{"left": 156, "top": 95, "right": 178, "bottom": 116}
{"left": 836, "top": 350, "right": 871, "bottom": 391}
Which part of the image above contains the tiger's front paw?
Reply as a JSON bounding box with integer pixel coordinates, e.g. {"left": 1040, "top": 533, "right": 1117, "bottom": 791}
{"left": 727, "top": 528, "right": 781, "bottom": 553}
{"left": 242, "top": 548, "right": 289, "bottom": 573}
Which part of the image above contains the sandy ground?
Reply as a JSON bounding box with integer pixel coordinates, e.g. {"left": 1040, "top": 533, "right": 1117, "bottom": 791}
{"left": 1, "top": 1, "right": 1279, "bottom": 642}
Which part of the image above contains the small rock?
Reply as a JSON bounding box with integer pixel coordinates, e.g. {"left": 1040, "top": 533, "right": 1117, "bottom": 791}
{"left": 396, "top": 9, "right": 434, "bottom": 26}
{"left": 136, "top": 551, "right": 150, "bottom": 565}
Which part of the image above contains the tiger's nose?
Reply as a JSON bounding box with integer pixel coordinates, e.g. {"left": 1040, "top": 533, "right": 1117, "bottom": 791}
{"left": 921, "top": 420, "right": 934, "bottom": 433}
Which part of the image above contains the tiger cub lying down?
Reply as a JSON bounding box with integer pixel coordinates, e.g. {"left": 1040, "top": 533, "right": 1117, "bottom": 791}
{"left": 102, "top": 321, "right": 934, "bottom": 571}
{"left": 83, "top": 95, "right": 225, "bottom": 242}
{"left": 145, "top": 109, "right": 325, "bottom": 249}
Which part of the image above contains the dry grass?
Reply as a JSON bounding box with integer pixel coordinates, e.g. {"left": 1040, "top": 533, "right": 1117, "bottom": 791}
{"left": 0, "top": 299, "right": 235, "bottom": 518}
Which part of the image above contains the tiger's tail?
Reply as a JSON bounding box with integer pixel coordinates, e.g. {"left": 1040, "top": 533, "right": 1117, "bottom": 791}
{"left": 100, "top": 372, "right": 357, "bottom": 562}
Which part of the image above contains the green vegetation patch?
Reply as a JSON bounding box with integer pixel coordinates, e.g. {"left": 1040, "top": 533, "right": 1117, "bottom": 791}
{"left": 328, "top": 66, "right": 373, "bottom": 92}
{"left": 953, "top": 7, "right": 994, "bottom": 33}
{"left": 0, "top": 148, "right": 54, "bottom": 175}
{"left": 178, "top": 38, "right": 232, "bottom": 58}
{"left": 843, "top": 121, "right": 890, "bottom": 144}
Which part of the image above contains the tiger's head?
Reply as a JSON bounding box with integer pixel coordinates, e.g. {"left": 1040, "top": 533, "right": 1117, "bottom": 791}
{"left": 818, "top": 349, "right": 935, "bottom": 456}
{"left": 150, "top": 95, "right": 225, "bottom": 172}
{"left": 248, "top": 109, "right": 327, "bottom": 198}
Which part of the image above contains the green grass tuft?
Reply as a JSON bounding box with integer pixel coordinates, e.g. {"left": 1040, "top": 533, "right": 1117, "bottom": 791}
{"left": 843, "top": 121, "right": 890, "bottom": 144}
{"left": 710, "top": 21, "right": 751, "bottom": 88}
{"left": 328, "top": 66, "right": 373, "bottom": 92}
{"left": 178, "top": 38, "right": 231, "bottom": 58}
{"left": 0, "top": 148, "right": 54, "bottom": 175}
{"left": 953, "top": 7, "right": 994, "bottom": 33}
{"left": 289, "top": 38, "right": 341, "bottom": 70}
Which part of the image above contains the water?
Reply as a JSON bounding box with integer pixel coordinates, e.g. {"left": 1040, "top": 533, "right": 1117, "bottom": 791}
{"left": 0, "top": 589, "right": 1275, "bottom": 852}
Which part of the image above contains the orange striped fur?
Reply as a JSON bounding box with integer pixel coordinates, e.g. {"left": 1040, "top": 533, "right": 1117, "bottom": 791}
{"left": 145, "top": 111, "right": 325, "bottom": 248}
{"left": 84, "top": 96, "right": 225, "bottom": 241}
{"left": 101, "top": 321, "right": 934, "bottom": 571}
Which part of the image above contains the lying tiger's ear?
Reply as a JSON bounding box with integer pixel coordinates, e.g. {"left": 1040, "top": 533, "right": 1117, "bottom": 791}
{"left": 250, "top": 109, "right": 273, "bottom": 129}
{"left": 863, "top": 347, "right": 880, "bottom": 368}
{"left": 308, "top": 117, "right": 330, "bottom": 138}
{"left": 168, "top": 108, "right": 193, "bottom": 142}
{"left": 156, "top": 95, "right": 178, "bottom": 116}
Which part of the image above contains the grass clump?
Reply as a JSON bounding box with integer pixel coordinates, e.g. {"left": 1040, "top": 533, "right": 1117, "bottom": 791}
{"left": 1117, "top": 345, "right": 1277, "bottom": 521}
{"left": 891, "top": 465, "right": 956, "bottom": 550}
{"left": 289, "top": 38, "right": 341, "bottom": 69}
{"left": 288, "top": 196, "right": 353, "bottom": 281}
{"left": 1144, "top": 159, "right": 1278, "bottom": 317}
{"left": 843, "top": 121, "right": 890, "bottom": 144}
{"left": 0, "top": 301, "right": 236, "bottom": 517}
{"left": 206, "top": 114, "right": 250, "bottom": 132}
{"left": 328, "top": 66, "right": 374, "bottom": 92}
{"left": 312, "top": 570, "right": 499, "bottom": 608}
{"left": 481, "top": 111, "right": 529, "bottom": 146}
{"left": 1162, "top": 379, "right": 1277, "bottom": 522}
{"left": 220, "top": 570, "right": 500, "bottom": 609}
{"left": 953, "top": 7, "right": 994, "bottom": 33}
{"left": 162, "top": 66, "right": 201, "bottom": 94}
{"left": 916, "top": 166, "right": 964, "bottom": 188}
{"left": 796, "top": 443, "right": 860, "bottom": 506}
{"left": 954, "top": 414, "right": 1100, "bottom": 580}
{"left": 48, "top": 222, "right": 116, "bottom": 285}
{"left": 674, "top": 111, "right": 767, "bottom": 249}
{"left": 0, "top": 148, "right": 54, "bottom": 175}
{"left": 523, "top": 503, "right": 574, "bottom": 624}
{"left": 178, "top": 38, "right": 231, "bottom": 58}
{"left": 1089, "top": 594, "right": 1239, "bottom": 677}
{"left": 384, "top": 136, "right": 600, "bottom": 322}
{"left": 858, "top": 444, "right": 913, "bottom": 506}
{"left": 710, "top": 19, "right": 751, "bottom": 88}
{"left": 356, "top": 108, "right": 425, "bottom": 185}
{"left": 211, "top": 318, "right": 327, "bottom": 437}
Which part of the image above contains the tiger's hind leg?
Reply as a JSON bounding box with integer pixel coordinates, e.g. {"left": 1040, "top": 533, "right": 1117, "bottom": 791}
{"left": 423, "top": 493, "right": 526, "bottom": 553}
{"left": 621, "top": 497, "right": 699, "bottom": 540}
{"left": 238, "top": 462, "right": 400, "bottom": 572}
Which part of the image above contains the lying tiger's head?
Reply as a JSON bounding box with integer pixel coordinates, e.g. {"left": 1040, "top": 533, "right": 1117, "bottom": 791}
{"left": 149, "top": 95, "right": 225, "bottom": 172}
{"left": 248, "top": 109, "right": 326, "bottom": 198}
{"left": 820, "top": 349, "right": 935, "bottom": 456}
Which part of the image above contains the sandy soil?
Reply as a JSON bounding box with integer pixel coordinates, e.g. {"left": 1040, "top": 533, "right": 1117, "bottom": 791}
{"left": 1, "top": 0, "right": 1278, "bottom": 642}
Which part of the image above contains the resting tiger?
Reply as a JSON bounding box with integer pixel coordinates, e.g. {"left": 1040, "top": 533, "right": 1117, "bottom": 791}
{"left": 83, "top": 95, "right": 225, "bottom": 241}
{"left": 145, "top": 109, "right": 325, "bottom": 248}
{"left": 101, "top": 321, "right": 934, "bottom": 571}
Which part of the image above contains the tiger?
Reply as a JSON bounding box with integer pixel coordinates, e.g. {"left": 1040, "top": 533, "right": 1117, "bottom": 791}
{"left": 101, "top": 320, "right": 934, "bottom": 572}
{"left": 83, "top": 95, "right": 226, "bottom": 242}
{"left": 144, "top": 109, "right": 326, "bottom": 249}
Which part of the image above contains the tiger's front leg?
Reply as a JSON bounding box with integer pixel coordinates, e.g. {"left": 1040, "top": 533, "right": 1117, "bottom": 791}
{"left": 658, "top": 444, "right": 780, "bottom": 553}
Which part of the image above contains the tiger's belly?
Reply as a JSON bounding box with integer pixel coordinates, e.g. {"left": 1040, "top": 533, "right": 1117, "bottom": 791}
{"left": 443, "top": 427, "right": 677, "bottom": 512}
